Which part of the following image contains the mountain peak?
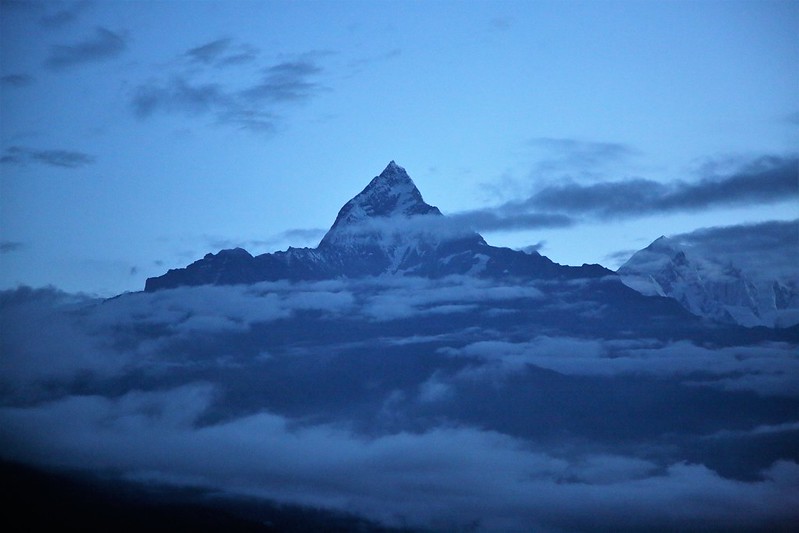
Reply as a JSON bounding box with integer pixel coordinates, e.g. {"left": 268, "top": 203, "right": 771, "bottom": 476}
{"left": 384, "top": 159, "right": 401, "bottom": 172}
{"left": 319, "top": 161, "right": 442, "bottom": 248}
{"left": 144, "top": 161, "right": 602, "bottom": 290}
{"left": 368, "top": 160, "right": 418, "bottom": 194}
{"left": 645, "top": 235, "right": 678, "bottom": 254}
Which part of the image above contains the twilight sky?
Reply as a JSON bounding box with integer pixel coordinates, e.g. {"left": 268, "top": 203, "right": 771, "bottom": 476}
{"left": 1, "top": 0, "right": 797, "bottom": 296}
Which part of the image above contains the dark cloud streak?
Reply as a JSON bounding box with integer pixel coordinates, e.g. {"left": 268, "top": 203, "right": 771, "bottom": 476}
{"left": 524, "top": 155, "right": 798, "bottom": 219}
{"left": 240, "top": 61, "right": 324, "bottom": 102}
{"left": 440, "top": 154, "right": 796, "bottom": 238}
{"left": 38, "top": 0, "right": 91, "bottom": 28}
{"left": 1, "top": 146, "right": 95, "bottom": 168}
{"left": 204, "top": 228, "right": 328, "bottom": 253}
{"left": 450, "top": 209, "right": 575, "bottom": 232}
{"left": 0, "top": 74, "right": 34, "bottom": 86}
{"left": 185, "top": 37, "right": 257, "bottom": 67}
{"left": 673, "top": 219, "right": 798, "bottom": 255}
{"left": 132, "top": 78, "right": 226, "bottom": 118}
{"left": 0, "top": 241, "right": 26, "bottom": 254}
{"left": 530, "top": 137, "right": 637, "bottom": 165}
{"left": 45, "top": 26, "right": 126, "bottom": 69}
{"left": 185, "top": 37, "right": 231, "bottom": 64}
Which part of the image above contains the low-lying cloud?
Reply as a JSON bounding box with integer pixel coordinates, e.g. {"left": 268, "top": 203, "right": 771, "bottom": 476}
{"left": 441, "top": 336, "right": 799, "bottom": 397}
{"left": 1, "top": 280, "right": 797, "bottom": 531}
{"left": 1, "top": 383, "right": 797, "bottom": 531}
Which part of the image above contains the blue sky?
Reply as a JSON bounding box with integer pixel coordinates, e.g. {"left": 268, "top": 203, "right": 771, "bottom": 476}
{"left": 1, "top": 0, "right": 797, "bottom": 296}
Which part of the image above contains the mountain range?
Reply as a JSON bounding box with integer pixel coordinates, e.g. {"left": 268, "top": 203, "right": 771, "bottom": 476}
{"left": 145, "top": 161, "right": 606, "bottom": 290}
{"left": 146, "top": 160, "right": 797, "bottom": 330}
{"left": 4, "top": 161, "right": 799, "bottom": 531}
{"left": 619, "top": 235, "right": 799, "bottom": 328}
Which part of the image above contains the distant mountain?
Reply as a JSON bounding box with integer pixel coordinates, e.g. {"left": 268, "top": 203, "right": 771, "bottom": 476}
{"left": 145, "top": 161, "right": 609, "bottom": 291}
{"left": 618, "top": 235, "right": 799, "bottom": 328}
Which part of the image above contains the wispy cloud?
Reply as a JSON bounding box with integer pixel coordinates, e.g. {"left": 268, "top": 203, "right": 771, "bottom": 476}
{"left": 1, "top": 146, "right": 95, "bottom": 168}
{"left": 241, "top": 60, "right": 324, "bottom": 102}
{"left": 317, "top": 208, "right": 573, "bottom": 246}
{"left": 0, "top": 241, "right": 26, "bottom": 253}
{"left": 346, "top": 48, "right": 401, "bottom": 73}
{"left": 277, "top": 227, "right": 328, "bottom": 244}
{"left": 530, "top": 137, "right": 637, "bottom": 169}
{"left": 526, "top": 137, "right": 639, "bottom": 179}
{"left": 489, "top": 16, "right": 513, "bottom": 31}
{"left": 45, "top": 26, "right": 127, "bottom": 69}
{"left": 131, "top": 42, "right": 327, "bottom": 132}
{"left": 132, "top": 78, "right": 226, "bottom": 118}
{"left": 450, "top": 209, "right": 575, "bottom": 232}
{"left": 521, "top": 241, "right": 546, "bottom": 254}
{"left": 184, "top": 37, "right": 258, "bottom": 67}
{"left": 38, "top": 0, "right": 91, "bottom": 28}
{"left": 203, "top": 227, "right": 327, "bottom": 253}
{"left": 479, "top": 137, "right": 640, "bottom": 204}
{"left": 0, "top": 74, "right": 34, "bottom": 87}
{"left": 185, "top": 37, "right": 231, "bottom": 64}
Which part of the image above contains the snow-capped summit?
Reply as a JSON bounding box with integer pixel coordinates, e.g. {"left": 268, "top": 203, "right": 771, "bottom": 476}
{"left": 319, "top": 161, "right": 442, "bottom": 249}
{"left": 316, "top": 161, "right": 484, "bottom": 275}
{"left": 618, "top": 236, "right": 799, "bottom": 327}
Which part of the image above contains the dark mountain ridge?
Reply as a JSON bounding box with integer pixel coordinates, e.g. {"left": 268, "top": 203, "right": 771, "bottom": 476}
{"left": 145, "top": 162, "right": 609, "bottom": 291}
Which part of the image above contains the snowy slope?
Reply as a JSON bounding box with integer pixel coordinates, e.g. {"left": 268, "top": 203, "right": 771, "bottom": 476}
{"left": 317, "top": 160, "right": 479, "bottom": 275}
{"left": 618, "top": 236, "right": 799, "bottom": 328}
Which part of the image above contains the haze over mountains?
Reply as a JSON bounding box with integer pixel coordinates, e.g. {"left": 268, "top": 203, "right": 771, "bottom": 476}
{"left": 2, "top": 162, "right": 798, "bottom": 531}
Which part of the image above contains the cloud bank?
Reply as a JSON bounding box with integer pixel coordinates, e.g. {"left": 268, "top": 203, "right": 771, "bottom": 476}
{"left": 525, "top": 155, "right": 797, "bottom": 219}
{"left": 3, "top": 384, "right": 797, "bottom": 531}
{"left": 1, "top": 281, "right": 797, "bottom": 531}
